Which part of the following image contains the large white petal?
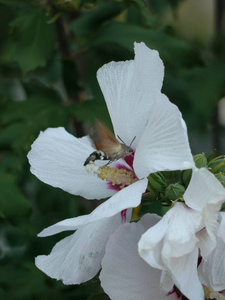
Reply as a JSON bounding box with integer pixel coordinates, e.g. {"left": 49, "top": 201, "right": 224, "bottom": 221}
{"left": 133, "top": 93, "right": 194, "bottom": 178}
{"left": 198, "top": 236, "right": 225, "bottom": 292}
{"left": 36, "top": 213, "right": 127, "bottom": 285}
{"left": 38, "top": 179, "right": 147, "bottom": 237}
{"left": 184, "top": 168, "right": 225, "bottom": 211}
{"left": 27, "top": 127, "right": 115, "bottom": 199}
{"left": 100, "top": 214, "right": 176, "bottom": 300}
{"left": 198, "top": 213, "right": 225, "bottom": 291}
{"left": 97, "top": 42, "right": 164, "bottom": 147}
{"left": 138, "top": 214, "right": 168, "bottom": 270}
{"left": 161, "top": 204, "right": 201, "bottom": 259}
{"left": 196, "top": 203, "right": 220, "bottom": 258}
{"left": 166, "top": 248, "right": 204, "bottom": 300}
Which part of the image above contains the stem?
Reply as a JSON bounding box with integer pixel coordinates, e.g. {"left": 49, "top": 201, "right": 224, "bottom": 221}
{"left": 54, "top": 10, "right": 84, "bottom": 138}
{"left": 55, "top": 15, "right": 71, "bottom": 57}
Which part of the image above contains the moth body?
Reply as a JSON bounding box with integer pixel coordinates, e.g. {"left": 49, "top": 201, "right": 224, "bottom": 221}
{"left": 84, "top": 120, "right": 134, "bottom": 167}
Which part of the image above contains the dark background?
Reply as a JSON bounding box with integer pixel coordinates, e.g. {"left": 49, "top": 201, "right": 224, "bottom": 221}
{"left": 0, "top": 0, "right": 225, "bottom": 299}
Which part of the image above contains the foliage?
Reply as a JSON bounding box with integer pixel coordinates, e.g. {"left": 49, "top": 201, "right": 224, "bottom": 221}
{"left": 0, "top": 0, "right": 224, "bottom": 299}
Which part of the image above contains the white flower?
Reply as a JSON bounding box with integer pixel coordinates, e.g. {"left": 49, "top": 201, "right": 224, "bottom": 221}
{"left": 138, "top": 168, "right": 225, "bottom": 300}
{"left": 28, "top": 42, "right": 193, "bottom": 202}
{"left": 100, "top": 214, "right": 177, "bottom": 300}
{"left": 28, "top": 42, "right": 194, "bottom": 284}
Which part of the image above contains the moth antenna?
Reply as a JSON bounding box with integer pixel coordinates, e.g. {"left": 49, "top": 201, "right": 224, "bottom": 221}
{"left": 129, "top": 136, "right": 136, "bottom": 147}
{"left": 117, "top": 135, "right": 126, "bottom": 144}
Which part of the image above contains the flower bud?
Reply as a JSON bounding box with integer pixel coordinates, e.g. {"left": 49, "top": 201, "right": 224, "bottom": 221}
{"left": 194, "top": 153, "right": 208, "bottom": 169}
{"left": 148, "top": 172, "right": 167, "bottom": 193}
{"left": 181, "top": 169, "right": 192, "bottom": 188}
{"left": 165, "top": 183, "right": 185, "bottom": 201}
{"left": 208, "top": 157, "right": 225, "bottom": 173}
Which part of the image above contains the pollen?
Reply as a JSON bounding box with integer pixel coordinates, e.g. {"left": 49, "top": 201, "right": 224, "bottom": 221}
{"left": 85, "top": 162, "right": 101, "bottom": 174}
{"left": 97, "top": 165, "right": 138, "bottom": 188}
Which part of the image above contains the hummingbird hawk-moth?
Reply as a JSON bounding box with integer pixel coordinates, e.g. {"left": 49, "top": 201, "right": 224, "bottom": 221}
{"left": 84, "top": 120, "right": 135, "bottom": 166}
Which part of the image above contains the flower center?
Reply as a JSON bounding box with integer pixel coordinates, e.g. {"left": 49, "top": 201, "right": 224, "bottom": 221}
{"left": 98, "top": 165, "right": 138, "bottom": 189}
{"left": 86, "top": 162, "right": 137, "bottom": 190}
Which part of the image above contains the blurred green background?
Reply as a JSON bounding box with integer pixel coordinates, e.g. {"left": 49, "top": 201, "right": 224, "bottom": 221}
{"left": 0, "top": 0, "right": 225, "bottom": 299}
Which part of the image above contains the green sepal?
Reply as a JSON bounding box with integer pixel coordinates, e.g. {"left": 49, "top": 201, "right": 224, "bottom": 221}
{"left": 207, "top": 150, "right": 216, "bottom": 162}
{"left": 208, "top": 157, "right": 225, "bottom": 174}
{"left": 215, "top": 172, "right": 225, "bottom": 187}
{"left": 142, "top": 189, "right": 159, "bottom": 205}
{"left": 160, "top": 194, "right": 172, "bottom": 206}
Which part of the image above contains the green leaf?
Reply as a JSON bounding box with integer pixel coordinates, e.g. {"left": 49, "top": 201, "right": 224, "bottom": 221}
{"left": 0, "top": 123, "right": 26, "bottom": 150}
{"left": 87, "top": 292, "right": 107, "bottom": 300}
{"left": 0, "top": 260, "right": 103, "bottom": 300}
{"left": 0, "top": 288, "right": 6, "bottom": 299}
{"left": 0, "top": 263, "right": 47, "bottom": 297}
{"left": 126, "top": 0, "right": 154, "bottom": 27}
{"left": 69, "top": 100, "right": 110, "bottom": 124}
{"left": 71, "top": 1, "right": 126, "bottom": 36}
{"left": 180, "top": 62, "right": 225, "bottom": 125}
{"left": 0, "top": 154, "right": 23, "bottom": 175}
{"left": 0, "top": 4, "right": 15, "bottom": 49}
{"left": 0, "top": 0, "right": 30, "bottom": 7}
{"left": 10, "top": 8, "right": 56, "bottom": 73}
{"left": 147, "top": 0, "right": 168, "bottom": 13}
{"left": 0, "top": 80, "right": 68, "bottom": 152}
{"left": 140, "top": 199, "right": 170, "bottom": 216}
{"left": 0, "top": 174, "right": 31, "bottom": 219}
{"left": 92, "top": 21, "right": 202, "bottom": 68}
{"left": 148, "top": 0, "right": 185, "bottom": 13}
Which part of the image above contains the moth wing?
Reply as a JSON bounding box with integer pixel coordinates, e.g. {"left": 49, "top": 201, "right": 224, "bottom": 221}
{"left": 93, "top": 119, "right": 121, "bottom": 152}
